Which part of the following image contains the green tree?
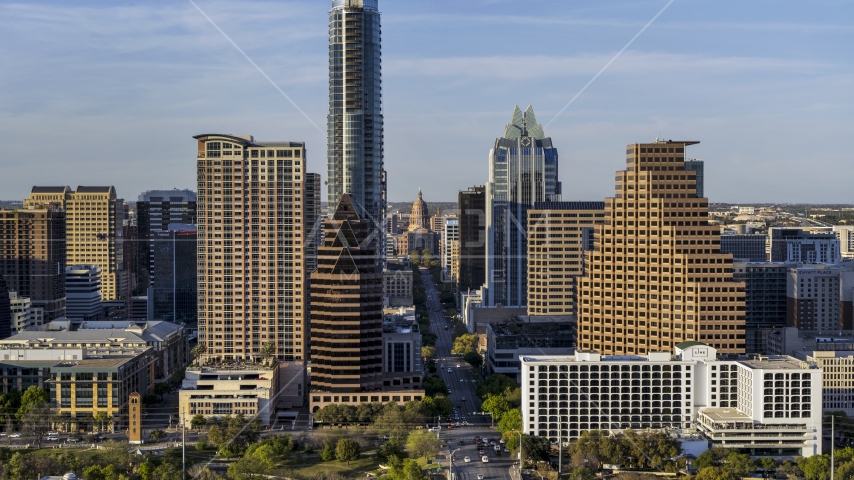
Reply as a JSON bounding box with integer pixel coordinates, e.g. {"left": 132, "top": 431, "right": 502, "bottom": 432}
{"left": 187, "top": 465, "right": 219, "bottom": 480}
{"left": 476, "top": 374, "right": 516, "bottom": 399}
{"left": 421, "top": 346, "right": 437, "bottom": 359}
{"left": 149, "top": 429, "right": 166, "bottom": 442}
{"left": 151, "top": 463, "right": 182, "bottom": 480}
{"left": 16, "top": 385, "right": 48, "bottom": 419}
{"left": 497, "top": 408, "right": 522, "bottom": 434}
{"left": 799, "top": 455, "right": 830, "bottom": 480}
{"left": 409, "top": 250, "right": 421, "bottom": 266}
{"left": 836, "top": 462, "right": 854, "bottom": 480}
{"left": 422, "top": 376, "right": 447, "bottom": 397}
{"left": 320, "top": 436, "right": 337, "bottom": 461}
{"left": 191, "top": 414, "right": 207, "bottom": 430}
{"left": 260, "top": 342, "right": 276, "bottom": 363}
{"left": 464, "top": 351, "right": 483, "bottom": 368}
{"left": 451, "top": 334, "right": 478, "bottom": 355}
{"left": 778, "top": 460, "right": 804, "bottom": 480}
{"left": 725, "top": 452, "right": 756, "bottom": 478}
{"left": 481, "top": 395, "right": 511, "bottom": 421}
{"left": 570, "top": 467, "right": 596, "bottom": 480}
{"left": 20, "top": 402, "right": 53, "bottom": 448}
{"left": 695, "top": 467, "right": 739, "bottom": 480}
{"left": 758, "top": 457, "right": 778, "bottom": 473}
{"left": 406, "top": 430, "right": 441, "bottom": 459}
{"left": 335, "top": 438, "right": 361, "bottom": 465}
{"left": 373, "top": 403, "right": 410, "bottom": 441}
{"left": 138, "top": 462, "right": 155, "bottom": 480}
{"left": 207, "top": 424, "right": 225, "bottom": 447}
{"left": 378, "top": 438, "right": 405, "bottom": 461}
{"left": 521, "top": 435, "right": 551, "bottom": 463}
{"left": 421, "top": 395, "right": 452, "bottom": 417}
{"left": 94, "top": 411, "right": 111, "bottom": 433}
{"left": 191, "top": 343, "right": 207, "bottom": 360}
{"left": 386, "top": 456, "right": 427, "bottom": 480}
{"left": 421, "top": 249, "right": 434, "bottom": 267}
{"left": 0, "top": 390, "right": 22, "bottom": 416}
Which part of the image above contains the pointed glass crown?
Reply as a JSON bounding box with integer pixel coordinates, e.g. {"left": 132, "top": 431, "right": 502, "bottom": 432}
{"left": 502, "top": 104, "right": 546, "bottom": 140}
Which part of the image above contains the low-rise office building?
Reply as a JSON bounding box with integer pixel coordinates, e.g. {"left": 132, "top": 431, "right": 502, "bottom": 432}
{"left": 487, "top": 317, "right": 576, "bottom": 382}
{"left": 180, "top": 364, "right": 280, "bottom": 427}
{"left": 520, "top": 343, "right": 822, "bottom": 458}
{"left": 383, "top": 265, "right": 413, "bottom": 308}
{"left": 382, "top": 308, "right": 423, "bottom": 390}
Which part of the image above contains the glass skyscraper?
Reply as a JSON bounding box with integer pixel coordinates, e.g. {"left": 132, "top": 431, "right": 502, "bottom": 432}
{"left": 327, "top": 0, "right": 386, "bottom": 241}
{"left": 485, "top": 105, "right": 561, "bottom": 307}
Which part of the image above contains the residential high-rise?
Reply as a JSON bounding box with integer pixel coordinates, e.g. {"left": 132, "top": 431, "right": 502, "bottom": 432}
{"left": 0, "top": 205, "right": 67, "bottom": 320}
{"left": 27, "top": 186, "right": 124, "bottom": 301}
{"left": 485, "top": 105, "right": 561, "bottom": 307}
{"left": 305, "top": 173, "right": 322, "bottom": 273}
{"left": 150, "top": 226, "right": 197, "bottom": 325}
{"left": 786, "top": 264, "right": 854, "bottom": 331}
{"left": 458, "top": 186, "right": 486, "bottom": 293}
{"left": 310, "top": 194, "right": 384, "bottom": 398}
{"left": 65, "top": 265, "right": 102, "bottom": 321}
{"left": 443, "top": 216, "right": 459, "bottom": 273}
{"left": 327, "top": 0, "right": 386, "bottom": 241}
{"left": 136, "top": 190, "right": 198, "bottom": 295}
{"left": 833, "top": 225, "right": 854, "bottom": 259}
{"left": 577, "top": 140, "right": 746, "bottom": 355}
{"left": 194, "top": 134, "right": 307, "bottom": 362}
{"left": 527, "top": 202, "right": 606, "bottom": 316}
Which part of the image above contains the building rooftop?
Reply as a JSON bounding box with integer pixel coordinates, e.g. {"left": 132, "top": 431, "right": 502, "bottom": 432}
{"left": 30, "top": 186, "right": 71, "bottom": 194}
{"left": 735, "top": 356, "right": 817, "bottom": 370}
{"left": 520, "top": 353, "right": 685, "bottom": 363}
{"left": 51, "top": 356, "right": 138, "bottom": 368}
{"left": 532, "top": 201, "right": 606, "bottom": 211}
{"left": 699, "top": 408, "right": 752, "bottom": 423}
{"left": 75, "top": 186, "right": 116, "bottom": 194}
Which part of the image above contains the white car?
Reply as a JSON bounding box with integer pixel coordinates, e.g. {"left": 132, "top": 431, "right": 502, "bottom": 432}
{"left": 428, "top": 427, "right": 440, "bottom": 433}
{"left": 9, "top": 433, "right": 21, "bottom": 438}
{"left": 477, "top": 475, "right": 484, "bottom": 480}
{"left": 456, "top": 364, "right": 460, "bottom": 367}
{"left": 482, "top": 456, "right": 489, "bottom": 463}
{"left": 447, "top": 368, "right": 452, "bottom": 373}
{"left": 464, "top": 456, "right": 471, "bottom": 463}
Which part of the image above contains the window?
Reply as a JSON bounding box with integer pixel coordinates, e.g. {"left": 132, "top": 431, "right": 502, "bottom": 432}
{"left": 207, "top": 142, "right": 221, "bottom": 158}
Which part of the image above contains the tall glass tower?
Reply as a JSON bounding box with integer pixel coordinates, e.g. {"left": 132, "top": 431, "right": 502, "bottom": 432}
{"left": 485, "top": 105, "right": 561, "bottom": 307}
{"left": 328, "top": 0, "right": 386, "bottom": 242}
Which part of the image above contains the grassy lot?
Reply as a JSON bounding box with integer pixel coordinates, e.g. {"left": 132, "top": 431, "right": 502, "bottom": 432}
{"left": 270, "top": 449, "right": 382, "bottom": 479}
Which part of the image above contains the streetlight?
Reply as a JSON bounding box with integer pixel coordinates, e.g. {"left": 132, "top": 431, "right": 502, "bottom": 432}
{"left": 448, "top": 448, "right": 460, "bottom": 480}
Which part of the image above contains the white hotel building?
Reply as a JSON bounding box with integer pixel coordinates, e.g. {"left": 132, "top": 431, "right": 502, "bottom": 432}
{"left": 520, "top": 342, "right": 822, "bottom": 457}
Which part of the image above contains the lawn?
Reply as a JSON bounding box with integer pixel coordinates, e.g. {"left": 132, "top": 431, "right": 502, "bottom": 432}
{"left": 270, "top": 449, "right": 383, "bottom": 479}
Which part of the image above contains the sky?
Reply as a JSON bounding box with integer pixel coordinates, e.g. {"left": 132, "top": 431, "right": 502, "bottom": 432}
{"left": 0, "top": 0, "right": 852, "bottom": 204}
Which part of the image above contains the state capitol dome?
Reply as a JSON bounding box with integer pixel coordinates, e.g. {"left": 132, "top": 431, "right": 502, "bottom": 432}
{"left": 408, "top": 189, "right": 430, "bottom": 232}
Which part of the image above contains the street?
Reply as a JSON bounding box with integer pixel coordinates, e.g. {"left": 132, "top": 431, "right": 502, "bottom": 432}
{"left": 422, "top": 269, "right": 515, "bottom": 480}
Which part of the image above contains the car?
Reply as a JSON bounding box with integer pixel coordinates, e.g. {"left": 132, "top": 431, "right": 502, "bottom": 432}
{"left": 454, "top": 422, "right": 460, "bottom": 427}
{"left": 444, "top": 326, "right": 448, "bottom": 330}
{"left": 478, "top": 450, "right": 485, "bottom": 456}
{"left": 461, "top": 396, "right": 466, "bottom": 401}
{"left": 9, "top": 433, "right": 21, "bottom": 438}
{"left": 428, "top": 427, "right": 440, "bottom": 433}
{"left": 494, "top": 445, "right": 500, "bottom": 451}
{"left": 464, "top": 456, "right": 471, "bottom": 463}
{"left": 447, "top": 368, "right": 452, "bottom": 373}
{"left": 66, "top": 437, "right": 81, "bottom": 443}
{"left": 499, "top": 439, "right": 506, "bottom": 444}
{"left": 482, "top": 456, "right": 489, "bottom": 463}
{"left": 504, "top": 447, "right": 510, "bottom": 453}
{"left": 490, "top": 441, "right": 496, "bottom": 446}
{"left": 0, "top": 433, "right": 5, "bottom": 437}
{"left": 458, "top": 440, "right": 465, "bottom": 446}
{"left": 456, "top": 364, "right": 460, "bottom": 368}
{"left": 477, "top": 475, "right": 484, "bottom": 480}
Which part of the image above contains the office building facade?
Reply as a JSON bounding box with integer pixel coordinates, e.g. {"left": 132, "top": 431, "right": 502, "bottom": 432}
{"left": 0, "top": 206, "right": 67, "bottom": 320}
{"left": 65, "top": 265, "right": 102, "bottom": 321}
{"left": 721, "top": 234, "right": 768, "bottom": 262}
{"left": 136, "top": 189, "right": 197, "bottom": 295}
{"left": 327, "top": 0, "right": 386, "bottom": 240}
{"left": 194, "top": 134, "right": 308, "bottom": 362}
{"left": 577, "top": 141, "right": 746, "bottom": 355}
{"left": 305, "top": 172, "right": 322, "bottom": 273}
{"left": 769, "top": 228, "right": 840, "bottom": 264}
{"left": 834, "top": 225, "right": 854, "bottom": 259}
{"left": 443, "top": 216, "right": 459, "bottom": 273}
{"left": 149, "top": 227, "right": 197, "bottom": 325}
{"left": 485, "top": 105, "right": 561, "bottom": 307}
{"left": 684, "top": 160, "right": 704, "bottom": 198}
{"left": 528, "top": 202, "right": 605, "bottom": 316}
{"left": 458, "top": 185, "right": 486, "bottom": 293}
{"left": 0, "top": 276, "right": 10, "bottom": 339}
{"left": 733, "top": 261, "right": 796, "bottom": 354}
{"left": 310, "top": 194, "right": 384, "bottom": 401}
{"left": 786, "top": 264, "right": 854, "bottom": 331}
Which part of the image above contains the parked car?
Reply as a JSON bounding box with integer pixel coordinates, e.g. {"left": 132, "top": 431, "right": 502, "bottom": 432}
{"left": 9, "top": 433, "right": 21, "bottom": 438}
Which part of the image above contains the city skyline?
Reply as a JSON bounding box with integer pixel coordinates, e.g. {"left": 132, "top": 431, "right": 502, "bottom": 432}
{"left": 1, "top": 1, "right": 853, "bottom": 203}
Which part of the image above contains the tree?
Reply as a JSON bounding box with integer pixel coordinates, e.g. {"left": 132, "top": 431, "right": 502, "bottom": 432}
{"left": 778, "top": 461, "right": 804, "bottom": 480}
{"left": 373, "top": 404, "right": 410, "bottom": 441}
{"left": 799, "top": 455, "right": 830, "bottom": 480}
{"left": 696, "top": 467, "right": 739, "bottom": 480}
{"left": 207, "top": 424, "right": 225, "bottom": 447}
{"left": 16, "top": 386, "right": 48, "bottom": 419}
{"left": 481, "top": 395, "right": 511, "bottom": 421}
{"left": 153, "top": 383, "right": 170, "bottom": 401}
{"left": 94, "top": 411, "right": 111, "bottom": 433}
{"left": 570, "top": 467, "right": 596, "bottom": 480}
{"left": 335, "top": 438, "right": 361, "bottom": 465}
{"left": 421, "top": 346, "right": 437, "bottom": 359}
{"left": 451, "top": 334, "right": 478, "bottom": 355}
{"left": 837, "top": 463, "right": 854, "bottom": 480}
{"left": 20, "top": 403, "right": 53, "bottom": 448}
{"left": 725, "top": 452, "right": 756, "bottom": 478}
{"left": 497, "top": 408, "right": 522, "bottom": 434}
{"left": 386, "top": 456, "right": 427, "bottom": 480}
{"left": 0, "top": 389, "right": 22, "bottom": 416}
{"left": 421, "top": 395, "right": 452, "bottom": 417}
{"left": 320, "top": 436, "right": 337, "bottom": 461}
{"left": 406, "top": 430, "right": 441, "bottom": 459}
{"left": 758, "top": 458, "right": 778, "bottom": 473}
{"left": 378, "top": 438, "right": 405, "bottom": 461}
{"left": 191, "top": 343, "right": 207, "bottom": 360}
{"left": 476, "top": 374, "right": 516, "bottom": 399}
{"left": 188, "top": 465, "right": 219, "bottom": 480}
{"left": 149, "top": 429, "right": 166, "bottom": 442}
{"left": 191, "top": 414, "right": 207, "bottom": 430}
{"left": 409, "top": 250, "right": 421, "bottom": 266}
{"left": 464, "top": 351, "right": 483, "bottom": 368}
{"left": 421, "top": 249, "right": 434, "bottom": 267}
{"left": 260, "top": 342, "right": 275, "bottom": 363}
{"left": 521, "top": 435, "right": 551, "bottom": 463}
{"left": 422, "top": 376, "right": 447, "bottom": 397}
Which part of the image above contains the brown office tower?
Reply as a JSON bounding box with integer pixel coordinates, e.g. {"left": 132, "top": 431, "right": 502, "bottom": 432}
{"left": 577, "top": 141, "right": 746, "bottom": 355}
{"left": 310, "top": 194, "right": 383, "bottom": 398}
{"left": 0, "top": 206, "right": 67, "bottom": 321}
{"left": 194, "top": 134, "right": 308, "bottom": 362}
{"left": 528, "top": 202, "right": 606, "bottom": 316}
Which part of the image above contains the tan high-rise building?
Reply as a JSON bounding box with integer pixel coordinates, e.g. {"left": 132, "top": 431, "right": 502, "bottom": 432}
{"left": 310, "top": 194, "right": 384, "bottom": 397}
{"left": 527, "top": 202, "right": 606, "bottom": 316}
{"left": 0, "top": 205, "right": 67, "bottom": 321}
{"left": 194, "top": 134, "right": 307, "bottom": 362}
{"left": 25, "top": 186, "right": 123, "bottom": 302}
{"left": 577, "top": 141, "right": 746, "bottom": 355}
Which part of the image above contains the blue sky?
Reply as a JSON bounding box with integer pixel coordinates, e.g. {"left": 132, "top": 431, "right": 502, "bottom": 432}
{"left": 0, "top": 0, "right": 852, "bottom": 204}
